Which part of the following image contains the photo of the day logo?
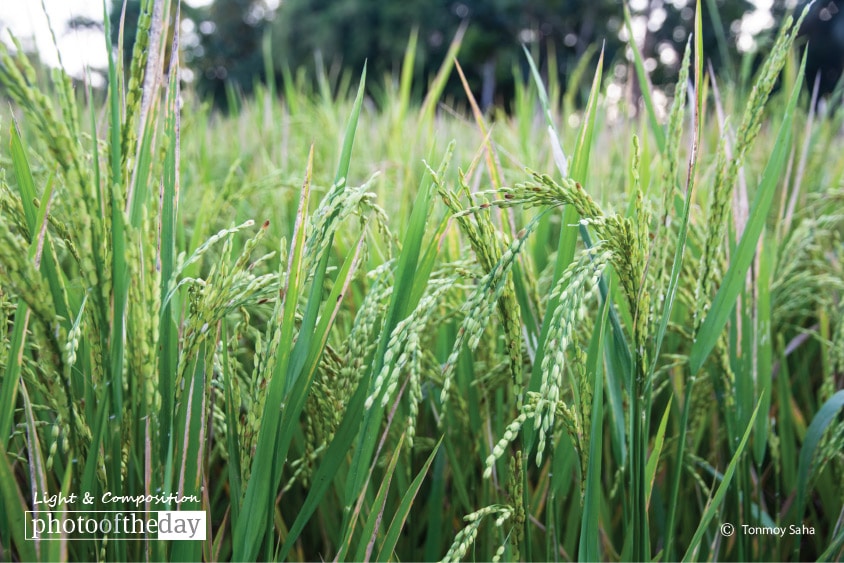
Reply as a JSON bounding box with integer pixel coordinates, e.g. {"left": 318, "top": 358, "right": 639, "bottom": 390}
{"left": 26, "top": 511, "right": 207, "bottom": 541}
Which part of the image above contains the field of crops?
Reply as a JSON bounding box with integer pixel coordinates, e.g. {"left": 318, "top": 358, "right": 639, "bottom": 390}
{"left": 1, "top": 1, "right": 843, "bottom": 561}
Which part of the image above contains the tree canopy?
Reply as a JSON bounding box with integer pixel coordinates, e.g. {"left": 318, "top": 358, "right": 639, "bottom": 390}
{"left": 104, "top": 0, "right": 844, "bottom": 109}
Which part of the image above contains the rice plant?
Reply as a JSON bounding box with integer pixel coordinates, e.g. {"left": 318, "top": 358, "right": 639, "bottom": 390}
{"left": 0, "top": 0, "right": 842, "bottom": 561}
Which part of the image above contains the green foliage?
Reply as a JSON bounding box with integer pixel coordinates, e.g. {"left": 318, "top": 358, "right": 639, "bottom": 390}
{"left": 1, "top": 2, "right": 843, "bottom": 562}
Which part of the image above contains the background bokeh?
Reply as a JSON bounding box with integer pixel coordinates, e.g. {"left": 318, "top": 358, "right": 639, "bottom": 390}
{"left": 2, "top": 0, "right": 842, "bottom": 109}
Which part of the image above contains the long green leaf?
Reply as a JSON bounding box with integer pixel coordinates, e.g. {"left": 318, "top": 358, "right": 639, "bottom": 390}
{"left": 353, "top": 433, "right": 406, "bottom": 562}
{"left": 0, "top": 441, "right": 36, "bottom": 562}
{"left": 419, "top": 23, "right": 464, "bottom": 128}
{"left": 232, "top": 148, "right": 313, "bottom": 560}
{"left": 1, "top": 126, "right": 69, "bottom": 445}
{"left": 570, "top": 47, "right": 604, "bottom": 183}
{"left": 341, "top": 161, "right": 437, "bottom": 541}
{"left": 169, "top": 342, "right": 209, "bottom": 562}
{"left": 794, "top": 389, "right": 844, "bottom": 522}
{"left": 664, "top": 6, "right": 704, "bottom": 556}
{"left": 818, "top": 528, "right": 844, "bottom": 562}
{"left": 273, "top": 232, "right": 368, "bottom": 559}
{"left": 646, "top": 397, "right": 672, "bottom": 507}
{"left": 578, "top": 289, "right": 610, "bottom": 561}
{"left": 753, "top": 237, "right": 774, "bottom": 464}
{"left": 681, "top": 395, "right": 764, "bottom": 561}
{"left": 521, "top": 44, "right": 567, "bottom": 176}
{"left": 20, "top": 382, "right": 48, "bottom": 561}
{"left": 158, "top": 52, "right": 180, "bottom": 467}
{"left": 377, "top": 437, "right": 443, "bottom": 561}
{"left": 689, "top": 52, "right": 805, "bottom": 375}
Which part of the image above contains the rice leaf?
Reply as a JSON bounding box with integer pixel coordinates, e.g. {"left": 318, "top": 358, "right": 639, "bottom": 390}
{"left": 646, "top": 397, "right": 672, "bottom": 508}
{"left": 681, "top": 396, "right": 763, "bottom": 561}
{"left": 232, "top": 148, "right": 314, "bottom": 560}
{"left": 0, "top": 441, "right": 36, "bottom": 562}
{"left": 794, "top": 389, "right": 844, "bottom": 523}
{"left": 689, "top": 51, "right": 806, "bottom": 375}
{"left": 353, "top": 433, "right": 406, "bottom": 562}
{"left": 377, "top": 437, "right": 443, "bottom": 561}
{"left": 578, "top": 288, "right": 610, "bottom": 561}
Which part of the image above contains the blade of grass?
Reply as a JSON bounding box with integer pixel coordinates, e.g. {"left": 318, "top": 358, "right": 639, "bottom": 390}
{"left": 646, "top": 396, "right": 672, "bottom": 508}
{"left": 688, "top": 51, "right": 805, "bottom": 375}
{"left": 266, "top": 69, "right": 370, "bottom": 560}
{"left": 340, "top": 159, "right": 439, "bottom": 543}
{"left": 335, "top": 383, "right": 408, "bottom": 562}
{"left": 262, "top": 30, "right": 276, "bottom": 101}
{"left": 376, "top": 437, "right": 443, "bottom": 561}
{"left": 333, "top": 63, "right": 367, "bottom": 187}
{"left": 232, "top": 147, "right": 314, "bottom": 561}
{"left": 275, "top": 232, "right": 368, "bottom": 559}
{"left": 353, "top": 433, "right": 406, "bottom": 562}
{"left": 0, "top": 300, "right": 27, "bottom": 448}
{"left": 0, "top": 441, "right": 36, "bottom": 562}
{"left": 453, "top": 59, "right": 503, "bottom": 192}
{"left": 21, "top": 381, "right": 48, "bottom": 561}
{"left": 102, "top": 11, "right": 130, "bottom": 554}
{"left": 422, "top": 448, "right": 447, "bottom": 561}
{"left": 578, "top": 288, "right": 610, "bottom": 561}
{"left": 51, "top": 464, "right": 74, "bottom": 560}
{"left": 419, "top": 22, "right": 465, "bottom": 129}
{"left": 521, "top": 44, "right": 567, "bottom": 176}
{"left": 245, "top": 156, "right": 367, "bottom": 560}
{"left": 752, "top": 237, "right": 774, "bottom": 464}
{"left": 681, "top": 396, "right": 764, "bottom": 561}
{"left": 280, "top": 59, "right": 299, "bottom": 114}
{"left": 649, "top": 33, "right": 698, "bottom": 382}
{"left": 105, "top": 0, "right": 126, "bottom": 418}
{"left": 570, "top": 46, "right": 633, "bottom": 416}
{"left": 775, "top": 334, "right": 797, "bottom": 492}
{"left": 793, "top": 389, "right": 844, "bottom": 524}
{"left": 396, "top": 27, "right": 418, "bottom": 128}
{"left": 521, "top": 46, "right": 632, "bottom": 558}
{"left": 818, "top": 528, "right": 844, "bottom": 561}
{"left": 158, "top": 40, "right": 180, "bottom": 466}
{"left": 276, "top": 339, "right": 371, "bottom": 562}
{"left": 563, "top": 44, "right": 599, "bottom": 115}
{"left": 664, "top": 5, "right": 705, "bottom": 556}
{"left": 1, "top": 126, "right": 63, "bottom": 450}
{"left": 170, "top": 342, "right": 210, "bottom": 562}
{"left": 703, "top": 0, "right": 733, "bottom": 80}
{"left": 570, "top": 46, "right": 604, "bottom": 183}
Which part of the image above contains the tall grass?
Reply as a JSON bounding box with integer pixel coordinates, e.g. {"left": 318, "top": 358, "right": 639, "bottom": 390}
{"left": 1, "top": 1, "right": 843, "bottom": 561}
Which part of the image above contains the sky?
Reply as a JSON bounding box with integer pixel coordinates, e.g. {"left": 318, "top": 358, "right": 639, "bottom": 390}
{"left": 1, "top": 0, "right": 775, "bottom": 79}
{"left": 0, "top": 0, "right": 212, "bottom": 77}
{"left": 1, "top": 0, "right": 110, "bottom": 75}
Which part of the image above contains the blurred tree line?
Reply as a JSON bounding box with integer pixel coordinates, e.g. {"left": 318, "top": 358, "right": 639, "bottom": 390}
{"left": 108, "top": 0, "right": 843, "bottom": 109}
